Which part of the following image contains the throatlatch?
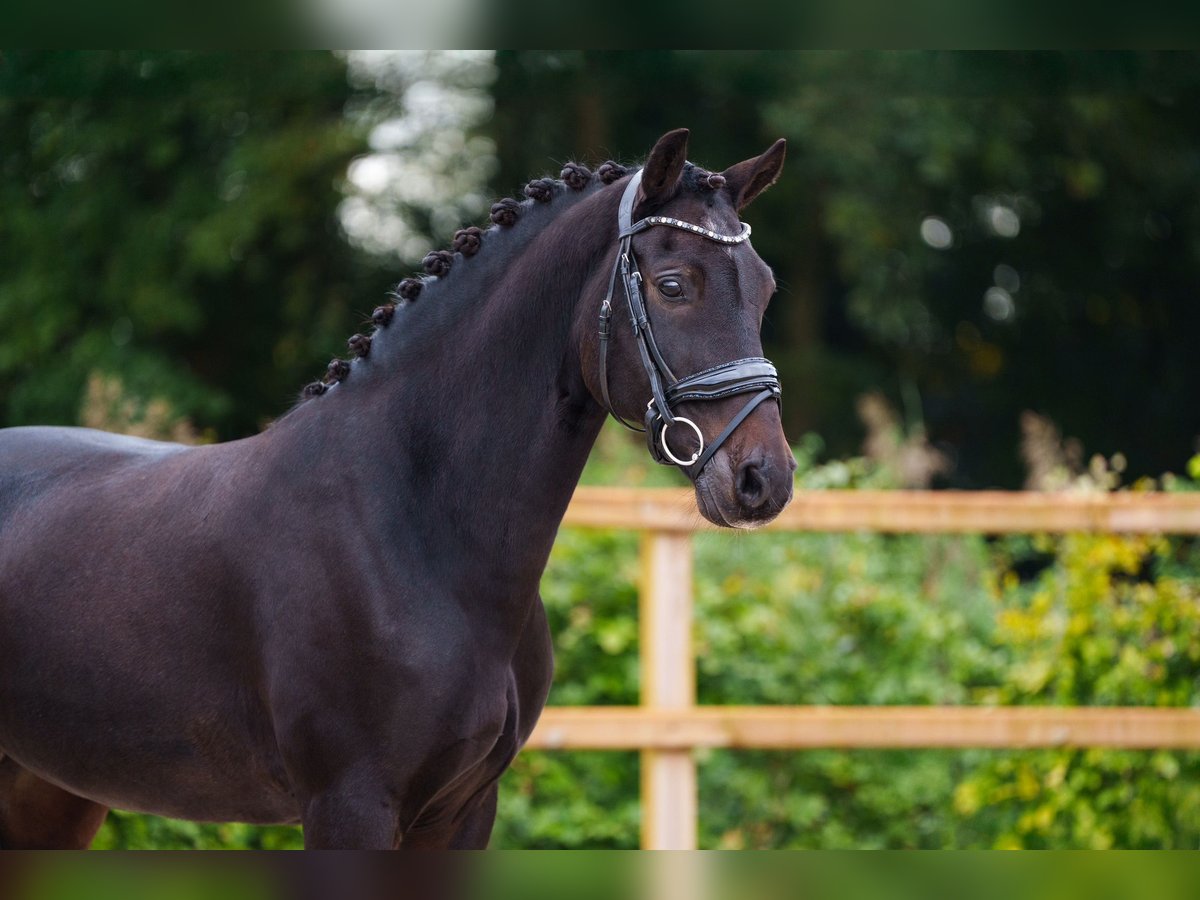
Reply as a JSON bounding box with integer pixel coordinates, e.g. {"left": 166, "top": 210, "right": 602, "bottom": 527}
{"left": 597, "top": 169, "right": 782, "bottom": 472}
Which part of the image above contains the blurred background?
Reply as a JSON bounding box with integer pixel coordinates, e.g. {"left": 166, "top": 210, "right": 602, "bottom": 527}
{"left": 5, "top": 50, "right": 1199, "bottom": 488}
{"left": 2, "top": 51, "right": 1200, "bottom": 849}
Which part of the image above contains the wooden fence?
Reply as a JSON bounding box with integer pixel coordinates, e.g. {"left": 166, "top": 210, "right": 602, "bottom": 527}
{"left": 525, "top": 487, "right": 1200, "bottom": 849}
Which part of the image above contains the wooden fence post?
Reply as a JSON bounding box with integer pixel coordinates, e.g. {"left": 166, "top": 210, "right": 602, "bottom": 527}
{"left": 639, "top": 530, "right": 697, "bottom": 850}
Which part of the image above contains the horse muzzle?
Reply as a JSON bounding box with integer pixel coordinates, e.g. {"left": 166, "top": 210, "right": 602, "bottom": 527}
{"left": 693, "top": 433, "right": 796, "bottom": 529}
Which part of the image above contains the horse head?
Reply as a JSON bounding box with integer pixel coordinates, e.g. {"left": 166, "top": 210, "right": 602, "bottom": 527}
{"left": 585, "top": 128, "right": 795, "bottom": 528}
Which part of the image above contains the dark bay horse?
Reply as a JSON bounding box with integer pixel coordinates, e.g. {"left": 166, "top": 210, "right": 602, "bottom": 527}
{"left": 0, "top": 129, "right": 794, "bottom": 848}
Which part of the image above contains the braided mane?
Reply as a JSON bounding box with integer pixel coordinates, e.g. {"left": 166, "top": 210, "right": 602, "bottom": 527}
{"left": 298, "top": 159, "right": 725, "bottom": 401}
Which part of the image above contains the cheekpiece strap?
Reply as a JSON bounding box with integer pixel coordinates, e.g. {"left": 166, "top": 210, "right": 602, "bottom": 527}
{"left": 618, "top": 169, "right": 643, "bottom": 234}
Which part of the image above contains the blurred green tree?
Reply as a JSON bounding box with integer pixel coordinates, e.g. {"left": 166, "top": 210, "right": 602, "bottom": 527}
{"left": 0, "top": 50, "right": 385, "bottom": 436}
{"left": 767, "top": 51, "right": 1200, "bottom": 486}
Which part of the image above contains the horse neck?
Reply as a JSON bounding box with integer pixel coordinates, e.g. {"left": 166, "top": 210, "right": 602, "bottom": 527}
{"left": 274, "top": 185, "right": 618, "bottom": 604}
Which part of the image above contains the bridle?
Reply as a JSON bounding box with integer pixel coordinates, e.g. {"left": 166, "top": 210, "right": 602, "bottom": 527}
{"left": 597, "top": 169, "right": 782, "bottom": 472}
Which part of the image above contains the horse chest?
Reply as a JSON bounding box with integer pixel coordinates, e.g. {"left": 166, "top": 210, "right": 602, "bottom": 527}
{"left": 264, "top": 590, "right": 552, "bottom": 803}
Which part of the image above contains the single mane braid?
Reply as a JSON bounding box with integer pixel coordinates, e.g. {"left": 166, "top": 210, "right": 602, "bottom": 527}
{"left": 372, "top": 303, "right": 396, "bottom": 327}
{"left": 392, "top": 278, "right": 423, "bottom": 302}
{"left": 597, "top": 161, "right": 628, "bottom": 184}
{"left": 560, "top": 162, "right": 592, "bottom": 190}
{"left": 325, "top": 358, "right": 350, "bottom": 383}
{"left": 490, "top": 198, "right": 520, "bottom": 227}
{"left": 452, "top": 227, "right": 483, "bottom": 257}
{"left": 523, "top": 178, "right": 558, "bottom": 203}
{"left": 347, "top": 334, "right": 372, "bottom": 358}
{"left": 422, "top": 250, "right": 454, "bottom": 277}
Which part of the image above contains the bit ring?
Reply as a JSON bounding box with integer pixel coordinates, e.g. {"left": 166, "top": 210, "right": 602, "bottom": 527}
{"left": 660, "top": 417, "right": 704, "bottom": 467}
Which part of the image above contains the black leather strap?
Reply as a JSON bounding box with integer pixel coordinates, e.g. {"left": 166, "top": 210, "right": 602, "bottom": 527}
{"left": 693, "top": 388, "right": 777, "bottom": 473}
{"left": 621, "top": 248, "right": 674, "bottom": 424}
{"left": 666, "top": 358, "right": 780, "bottom": 404}
{"left": 599, "top": 172, "right": 646, "bottom": 431}
{"left": 599, "top": 235, "right": 639, "bottom": 432}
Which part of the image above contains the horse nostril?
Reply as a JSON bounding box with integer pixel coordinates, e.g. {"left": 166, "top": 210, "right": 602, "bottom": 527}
{"left": 736, "top": 459, "right": 768, "bottom": 509}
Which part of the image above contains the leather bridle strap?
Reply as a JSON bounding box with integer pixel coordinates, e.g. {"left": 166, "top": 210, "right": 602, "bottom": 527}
{"left": 665, "top": 358, "right": 781, "bottom": 404}
{"left": 598, "top": 175, "right": 664, "bottom": 431}
{"left": 692, "top": 388, "right": 776, "bottom": 472}
{"left": 597, "top": 168, "right": 782, "bottom": 473}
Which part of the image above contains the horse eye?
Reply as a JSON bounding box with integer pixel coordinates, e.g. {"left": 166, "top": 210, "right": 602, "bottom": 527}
{"left": 658, "top": 278, "right": 685, "bottom": 299}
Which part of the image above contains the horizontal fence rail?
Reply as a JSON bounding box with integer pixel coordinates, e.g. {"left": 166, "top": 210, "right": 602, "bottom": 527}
{"left": 528, "top": 706, "right": 1200, "bottom": 751}
{"left": 562, "top": 486, "right": 1200, "bottom": 533}
{"left": 531, "top": 487, "right": 1200, "bottom": 850}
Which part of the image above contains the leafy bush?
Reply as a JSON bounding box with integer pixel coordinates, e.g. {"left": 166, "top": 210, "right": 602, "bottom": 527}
{"left": 93, "top": 812, "right": 301, "bottom": 850}
{"left": 954, "top": 532, "right": 1200, "bottom": 848}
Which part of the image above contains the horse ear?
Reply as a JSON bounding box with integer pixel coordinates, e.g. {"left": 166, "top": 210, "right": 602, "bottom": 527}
{"left": 722, "top": 138, "right": 787, "bottom": 210}
{"left": 637, "top": 128, "right": 690, "bottom": 208}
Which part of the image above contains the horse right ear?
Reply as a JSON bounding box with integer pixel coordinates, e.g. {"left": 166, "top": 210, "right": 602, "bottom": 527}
{"left": 722, "top": 138, "right": 787, "bottom": 211}
{"left": 637, "top": 128, "right": 690, "bottom": 209}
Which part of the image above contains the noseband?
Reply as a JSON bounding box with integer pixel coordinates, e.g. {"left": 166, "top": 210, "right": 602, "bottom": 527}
{"left": 598, "top": 169, "right": 782, "bottom": 472}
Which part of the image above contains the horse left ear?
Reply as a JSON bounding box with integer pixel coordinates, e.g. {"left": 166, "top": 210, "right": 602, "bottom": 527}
{"left": 722, "top": 138, "right": 787, "bottom": 210}
{"left": 637, "top": 128, "right": 690, "bottom": 209}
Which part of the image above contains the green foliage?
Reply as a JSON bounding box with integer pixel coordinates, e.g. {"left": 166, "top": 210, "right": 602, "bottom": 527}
{"left": 0, "top": 51, "right": 384, "bottom": 437}
{"left": 94, "top": 810, "right": 301, "bottom": 850}
{"left": 687, "top": 497, "right": 999, "bottom": 848}
{"left": 24, "top": 860, "right": 275, "bottom": 900}
{"left": 954, "top": 533, "right": 1200, "bottom": 848}
{"left": 492, "top": 751, "right": 640, "bottom": 849}
{"left": 690, "top": 516, "right": 1001, "bottom": 848}
{"left": 762, "top": 52, "right": 1200, "bottom": 483}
